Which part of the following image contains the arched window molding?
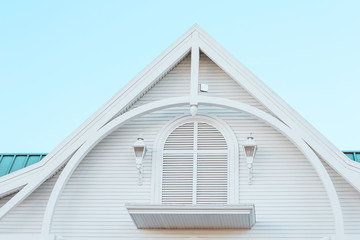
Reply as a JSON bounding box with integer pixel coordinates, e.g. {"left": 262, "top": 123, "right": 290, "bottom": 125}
{"left": 151, "top": 115, "right": 239, "bottom": 204}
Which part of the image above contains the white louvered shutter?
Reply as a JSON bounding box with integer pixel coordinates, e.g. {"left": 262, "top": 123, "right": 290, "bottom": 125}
{"left": 161, "top": 121, "right": 228, "bottom": 204}
{"left": 162, "top": 123, "right": 194, "bottom": 204}
{"left": 196, "top": 122, "right": 228, "bottom": 204}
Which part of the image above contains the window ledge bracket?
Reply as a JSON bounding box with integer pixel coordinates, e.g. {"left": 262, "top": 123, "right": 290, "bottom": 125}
{"left": 126, "top": 204, "right": 256, "bottom": 229}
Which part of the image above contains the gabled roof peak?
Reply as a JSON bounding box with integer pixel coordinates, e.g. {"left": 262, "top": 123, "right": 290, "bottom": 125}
{"left": 183, "top": 24, "right": 208, "bottom": 37}
{"left": 191, "top": 23, "right": 201, "bottom": 31}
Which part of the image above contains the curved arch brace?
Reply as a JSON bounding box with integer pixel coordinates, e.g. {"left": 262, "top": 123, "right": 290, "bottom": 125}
{"left": 41, "top": 96, "right": 344, "bottom": 236}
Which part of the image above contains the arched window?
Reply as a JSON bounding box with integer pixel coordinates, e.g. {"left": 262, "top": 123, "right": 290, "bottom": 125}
{"left": 152, "top": 116, "right": 239, "bottom": 204}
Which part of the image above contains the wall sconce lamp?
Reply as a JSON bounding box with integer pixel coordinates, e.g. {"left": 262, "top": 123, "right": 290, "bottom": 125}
{"left": 133, "top": 137, "right": 146, "bottom": 185}
{"left": 243, "top": 134, "right": 257, "bottom": 185}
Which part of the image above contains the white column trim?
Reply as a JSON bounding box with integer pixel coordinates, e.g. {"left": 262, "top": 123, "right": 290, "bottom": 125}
{"left": 190, "top": 31, "right": 200, "bottom": 107}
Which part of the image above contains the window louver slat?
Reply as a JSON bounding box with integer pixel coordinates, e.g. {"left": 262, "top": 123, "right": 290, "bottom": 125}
{"left": 162, "top": 123, "right": 194, "bottom": 204}
{"left": 196, "top": 153, "right": 227, "bottom": 204}
{"left": 197, "top": 122, "right": 227, "bottom": 150}
{"left": 164, "top": 123, "right": 194, "bottom": 151}
{"left": 162, "top": 121, "right": 228, "bottom": 204}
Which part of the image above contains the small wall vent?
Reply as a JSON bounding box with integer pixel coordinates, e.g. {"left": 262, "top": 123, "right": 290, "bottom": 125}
{"left": 199, "top": 84, "right": 208, "bottom": 92}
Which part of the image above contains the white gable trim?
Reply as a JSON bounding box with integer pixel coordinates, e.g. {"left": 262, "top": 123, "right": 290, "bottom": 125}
{"left": 196, "top": 26, "right": 360, "bottom": 191}
{"left": 190, "top": 31, "right": 200, "bottom": 106}
{"left": 0, "top": 25, "right": 356, "bottom": 236}
{"left": 38, "top": 96, "right": 343, "bottom": 236}
{"left": 0, "top": 25, "right": 195, "bottom": 198}
{"left": 1, "top": 25, "right": 358, "bottom": 203}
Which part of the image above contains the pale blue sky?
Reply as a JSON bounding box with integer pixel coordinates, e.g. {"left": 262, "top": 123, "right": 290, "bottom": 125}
{"left": 0, "top": 0, "right": 359, "bottom": 152}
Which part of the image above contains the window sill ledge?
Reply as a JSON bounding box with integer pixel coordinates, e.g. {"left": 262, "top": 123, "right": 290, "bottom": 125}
{"left": 126, "top": 204, "right": 256, "bottom": 229}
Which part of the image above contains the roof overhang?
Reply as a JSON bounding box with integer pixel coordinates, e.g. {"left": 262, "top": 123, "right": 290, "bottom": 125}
{"left": 126, "top": 204, "right": 256, "bottom": 229}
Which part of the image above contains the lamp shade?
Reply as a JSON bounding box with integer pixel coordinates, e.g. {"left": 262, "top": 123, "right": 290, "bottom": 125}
{"left": 133, "top": 138, "right": 146, "bottom": 160}
{"left": 243, "top": 136, "right": 257, "bottom": 161}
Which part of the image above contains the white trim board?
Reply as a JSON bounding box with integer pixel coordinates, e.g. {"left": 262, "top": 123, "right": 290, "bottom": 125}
{"left": 0, "top": 26, "right": 195, "bottom": 197}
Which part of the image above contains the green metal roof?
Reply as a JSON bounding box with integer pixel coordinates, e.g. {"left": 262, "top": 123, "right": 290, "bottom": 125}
{"left": 0, "top": 153, "right": 47, "bottom": 177}
{"left": 342, "top": 151, "right": 360, "bottom": 163}
{"left": 0, "top": 151, "right": 359, "bottom": 177}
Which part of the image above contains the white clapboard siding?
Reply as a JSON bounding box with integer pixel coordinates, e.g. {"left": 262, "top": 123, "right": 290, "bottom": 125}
{"left": 0, "top": 171, "right": 61, "bottom": 234}
{"left": 132, "top": 52, "right": 272, "bottom": 116}
{"left": 199, "top": 53, "right": 272, "bottom": 113}
{"left": 321, "top": 159, "right": 360, "bottom": 234}
{"left": 0, "top": 192, "right": 17, "bottom": 208}
{"left": 2, "top": 50, "right": 359, "bottom": 239}
{"left": 131, "top": 54, "right": 191, "bottom": 109}
{"left": 48, "top": 107, "right": 337, "bottom": 239}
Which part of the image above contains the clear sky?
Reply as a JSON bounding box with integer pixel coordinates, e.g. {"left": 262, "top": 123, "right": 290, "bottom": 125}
{"left": 0, "top": 0, "right": 359, "bottom": 152}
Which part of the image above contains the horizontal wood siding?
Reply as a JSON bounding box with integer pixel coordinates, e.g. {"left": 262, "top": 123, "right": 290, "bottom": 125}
{"left": 322, "top": 159, "right": 360, "bottom": 234}
{"left": 132, "top": 52, "right": 272, "bottom": 116}
{"left": 50, "top": 107, "right": 335, "bottom": 239}
{"left": 0, "top": 172, "right": 60, "bottom": 234}
{"left": 131, "top": 54, "right": 191, "bottom": 108}
{"left": 199, "top": 53, "right": 271, "bottom": 113}
{"left": 2, "top": 49, "right": 359, "bottom": 239}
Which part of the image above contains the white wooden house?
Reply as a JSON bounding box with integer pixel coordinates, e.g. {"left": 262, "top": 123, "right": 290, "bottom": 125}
{"left": 0, "top": 25, "right": 359, "bottom": 240}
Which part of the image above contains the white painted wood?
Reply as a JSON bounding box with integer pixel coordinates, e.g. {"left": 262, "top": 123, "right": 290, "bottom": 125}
{"left": 199, "top": 83, "right": 208, "bottom": 92}
{"left": 1, "top": 24, "right": 359, "bottom": 240}
{"left": 321, "top": 159, "right": 360, "bottom": 235}
{"left": 41, "top": 97, "right": 190, "bottom": 234}
{"left": 47, "top": 104, "right": 339, "bottom": 239}
{"left": 152, "top": 115, "right": 239, "bottom": 205}
{"left": 3, "top": 109, "right": 356, "bottom": 239}
{"left": 190, "top": 31, "right": 200, "bottom": 107}
{"left": 0, "top": 24, "right": 195, "bottom": 199}
{"left": 161, "top": 121, "right": 229, "bottom": 205}
{"left": 36, "top": 96, "right": 343, "bottom": 237}
{"left": 196, "top": 26, "right": 360, "bottom": 190}
{"left": 332, "top": 236, "right": 360, "bottom": 240}
{"left": 162, "top": 122, "right": 195, "bottom": 204}
{"left": 0, "top": 156, "right": 71, "bottom": 221}
{"left": 125, "top": 204, "right": 255, "bottom": 229}
{"left": 1, "top": 24, "right": 358, "bottom": 219}
{"left": 0, "top": 171, "right": 60, "bottom": 234}
{"left": 131, "top": 54, "right": 191, "bottom": 108}
{"left": 0, "top": 234, "right": 60, "bottom": 240}
{"left": 193, "top": 121, "right": 198, "bottom": 204}
{"left": 198, "top": 53, "right": 270, "bottom": 113}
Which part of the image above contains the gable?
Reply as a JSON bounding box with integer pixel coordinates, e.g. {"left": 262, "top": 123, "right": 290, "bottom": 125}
{"left": 1, "top": 25, "right": 359, "bottom": 240}
{"left": 1, "top": 25, "right": 357, "bottom": 198}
